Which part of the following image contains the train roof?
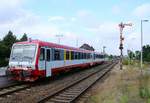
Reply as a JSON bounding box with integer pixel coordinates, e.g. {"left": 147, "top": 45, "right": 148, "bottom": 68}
{"left": 15, "top": 40, "right": 102, "bottom": 54}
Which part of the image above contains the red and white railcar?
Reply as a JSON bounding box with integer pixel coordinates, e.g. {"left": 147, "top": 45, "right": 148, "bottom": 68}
{"left": 6, "top": 40, "right": 105, "bottom": 81}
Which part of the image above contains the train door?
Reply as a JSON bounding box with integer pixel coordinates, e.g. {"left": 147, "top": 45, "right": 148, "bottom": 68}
{"left": 45, "top": 48, "right": 51, "bottom": 77}
{"left": 39, "top": 47, "right": 46, "bottom": 71}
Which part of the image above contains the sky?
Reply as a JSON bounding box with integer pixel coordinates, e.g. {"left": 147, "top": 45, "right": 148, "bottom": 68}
{"left": 0, "top": 0, "right": 150, "bottom": 55}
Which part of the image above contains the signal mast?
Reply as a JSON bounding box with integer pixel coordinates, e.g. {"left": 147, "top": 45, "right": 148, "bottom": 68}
{"left": 119, "top": 22, "right": 132, "bottom": 70}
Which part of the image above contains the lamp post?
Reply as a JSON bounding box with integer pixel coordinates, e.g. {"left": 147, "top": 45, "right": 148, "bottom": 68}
{"left": 140, "top": 20, "right": 148, "bottom": 73}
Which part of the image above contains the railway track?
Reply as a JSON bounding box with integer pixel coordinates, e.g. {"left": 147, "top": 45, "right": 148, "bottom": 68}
{"left": 0, "top": 82, "right": 23, "bottom": 90}
{"left": 0, "top": 62, "right": 116, "bottom": 103}
{"left": 38, "top": 62, "right": 117, "bottom": 103}
{"left": 0, "top": 83, "right": 32, "bottom": 97}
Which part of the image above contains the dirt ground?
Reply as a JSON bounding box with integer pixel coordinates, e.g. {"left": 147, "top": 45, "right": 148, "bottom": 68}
{"left": 78, "top": 63, "right": 149, "bottom": 103}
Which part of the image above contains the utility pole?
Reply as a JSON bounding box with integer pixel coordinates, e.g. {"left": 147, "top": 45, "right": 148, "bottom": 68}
{"left": 119, "top": 22, "right": 132, "bottom": 70}
{"left": 103, "top": 46, "right": 106, "bottom": 61}
{"left": 103, "top": 46, "right": 106, "bottom": 54}
{"left": 76, "top": 38, "right": 78, "bottom": 47}
{"left": 55, "top": 34, "right": 63, "bottom": 44}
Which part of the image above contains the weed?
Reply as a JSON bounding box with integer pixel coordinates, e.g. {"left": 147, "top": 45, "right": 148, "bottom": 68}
{"left": 120, "top": 95, "right": 128, "bottom": 103}
{"left": 139, "top": 87, "right": 150, "bottom": 98}
{"left": 139, "top": 72, "right": 150, "bottom": 103}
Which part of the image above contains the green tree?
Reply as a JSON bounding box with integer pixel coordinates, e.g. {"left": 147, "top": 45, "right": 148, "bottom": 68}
{"left": 20, "top": 33, "right": 28, "bottom": 41}
{"left": 143, "top": 45, "right": 150, "bottom": 62}
{"left": 0, "top": 44, "right": 9, "bottom": 66}
{"left": 0, "top": 30, "right": 17, "bottom": 67}
{"left": 146, "top": 53, "right": 150, "bottom": 62}
{"left": 127, "top": 50, "right": 135, "bottom": 60}
{"left": 135, "top": 50, "right": 140, "bottom": 60}
{"left": 3, "top": 30, "right": 17, "bottom": 48}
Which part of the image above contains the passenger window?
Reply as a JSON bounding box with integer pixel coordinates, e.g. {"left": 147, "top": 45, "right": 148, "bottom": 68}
{"left": 88, "top": 53, "right": 90, "bottom": 59}
{"left": 40, "top": 48, "right": 45, "bottom": 61}
{"left": 71, "top": 51, "right": 74, "bottom": 60}
{"left": 75, "top": 52, "right": 78, "bottom": 59}
{"left": 54, "top": 49, "right": 60, "bottom": 60}
{"left": 78, "top": 52, "right": 81, "bottom": 59}
{"left": 46, "top": 49, "right": 50, "bottom": 61}
{"left": 84, "top": 53, "right": 86, "bottom": 59}
{"left": 82, "top": 53, "right": 84, "bottom": 59}
{"left": 66, "top": 51, "right": 69, "bottom": 60}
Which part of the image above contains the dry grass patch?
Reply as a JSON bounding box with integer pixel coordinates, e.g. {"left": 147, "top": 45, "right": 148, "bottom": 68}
{"left": 85, "top": 64, "right": 150, "bottom": 103}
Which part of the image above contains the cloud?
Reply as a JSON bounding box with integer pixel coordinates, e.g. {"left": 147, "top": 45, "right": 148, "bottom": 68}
{"left": 0, "top": 0, "right": 61, "bottom": 40}
{"left": 0, "top": 0, "right": 23, "bottom": 9}
{"left": 0, "top": 1, "right": 139, "bottom": 55}
{"left": 82, "top": 22, "right": 120, "bottom": 54}
{"left": 0, "top": 9, "right": 42, "bottom": 37}
{"left": 77, "top": 10, "right": 91, "bottom": 18}
{"left": 48, "top": 16, "right": 65, "bottom": 21}
{"left": 85, "top": 22, "right": 118, "bottom": 37}
{"left": 133, "top": 3, "right": 150, "bottom": 18}
{"left": 70, "top": 17, "right": 76, "bottom": 22}
{"left": 0, "top": 0, "right": 25, "bottom": 24}
{"left": 112, "top": 5, "right": 121, "bottom": 15}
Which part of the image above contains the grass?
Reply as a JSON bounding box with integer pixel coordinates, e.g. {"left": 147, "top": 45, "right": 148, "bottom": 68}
{"left": 86, "top": 61, "right": 150, "bottom": 103}
{"left": 120, "top": 95, "right": 128, "bottom": 103}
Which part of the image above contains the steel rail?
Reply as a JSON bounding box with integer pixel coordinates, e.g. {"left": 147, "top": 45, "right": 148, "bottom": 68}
{"left": 38, "top": 61, "right": 117, "bottom": 103}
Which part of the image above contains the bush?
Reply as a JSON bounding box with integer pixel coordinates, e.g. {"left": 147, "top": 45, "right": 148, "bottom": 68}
{"left": 139, "top": 87, "right": 150, "bottom": 98}
{"left": 0, "top": 59, "right": 8, "bottom": 67}
{"left": 123, "top": 59, "right": 129, "bottom": 65}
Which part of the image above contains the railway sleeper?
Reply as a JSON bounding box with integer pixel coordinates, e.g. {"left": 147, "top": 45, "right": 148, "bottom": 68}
{"left": 50, "top": 98, "right": 71, "bottom": 103}
{"left": 61, "top": 92, "right": 79, "bottom": 95}
{"left": 59, "top": 94, "right": 76, "bottom": 97}
{"left": 39, "top": 63, "right": 117, "bottom": 103}
{"left": 54, "top": 96, "right": 73, "bottom": 100}
{"left": 64, "top": 90, "right": 80, "bottom": 94}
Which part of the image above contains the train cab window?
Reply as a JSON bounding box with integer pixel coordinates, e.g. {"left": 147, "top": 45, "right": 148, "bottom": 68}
{"left": 40, "top": 48, "right": 45, "bottom": 61}
{"left": 54, "top": 49, "right": 60, "bottom": 60}
{"left": 66, "top": 51, "right": 69, "bottom": 60}
{"left": 46, "top": 49, "right": 50, "bottom": 61}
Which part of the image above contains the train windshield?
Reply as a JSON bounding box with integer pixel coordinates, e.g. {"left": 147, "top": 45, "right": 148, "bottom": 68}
{"left": 10, "top": 44, "right": 37, "bottom": 62}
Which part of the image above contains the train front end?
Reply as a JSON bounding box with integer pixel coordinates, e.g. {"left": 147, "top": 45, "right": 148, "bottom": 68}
{"left": 6, "top": 42, "right": 39, "bottom": 81}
